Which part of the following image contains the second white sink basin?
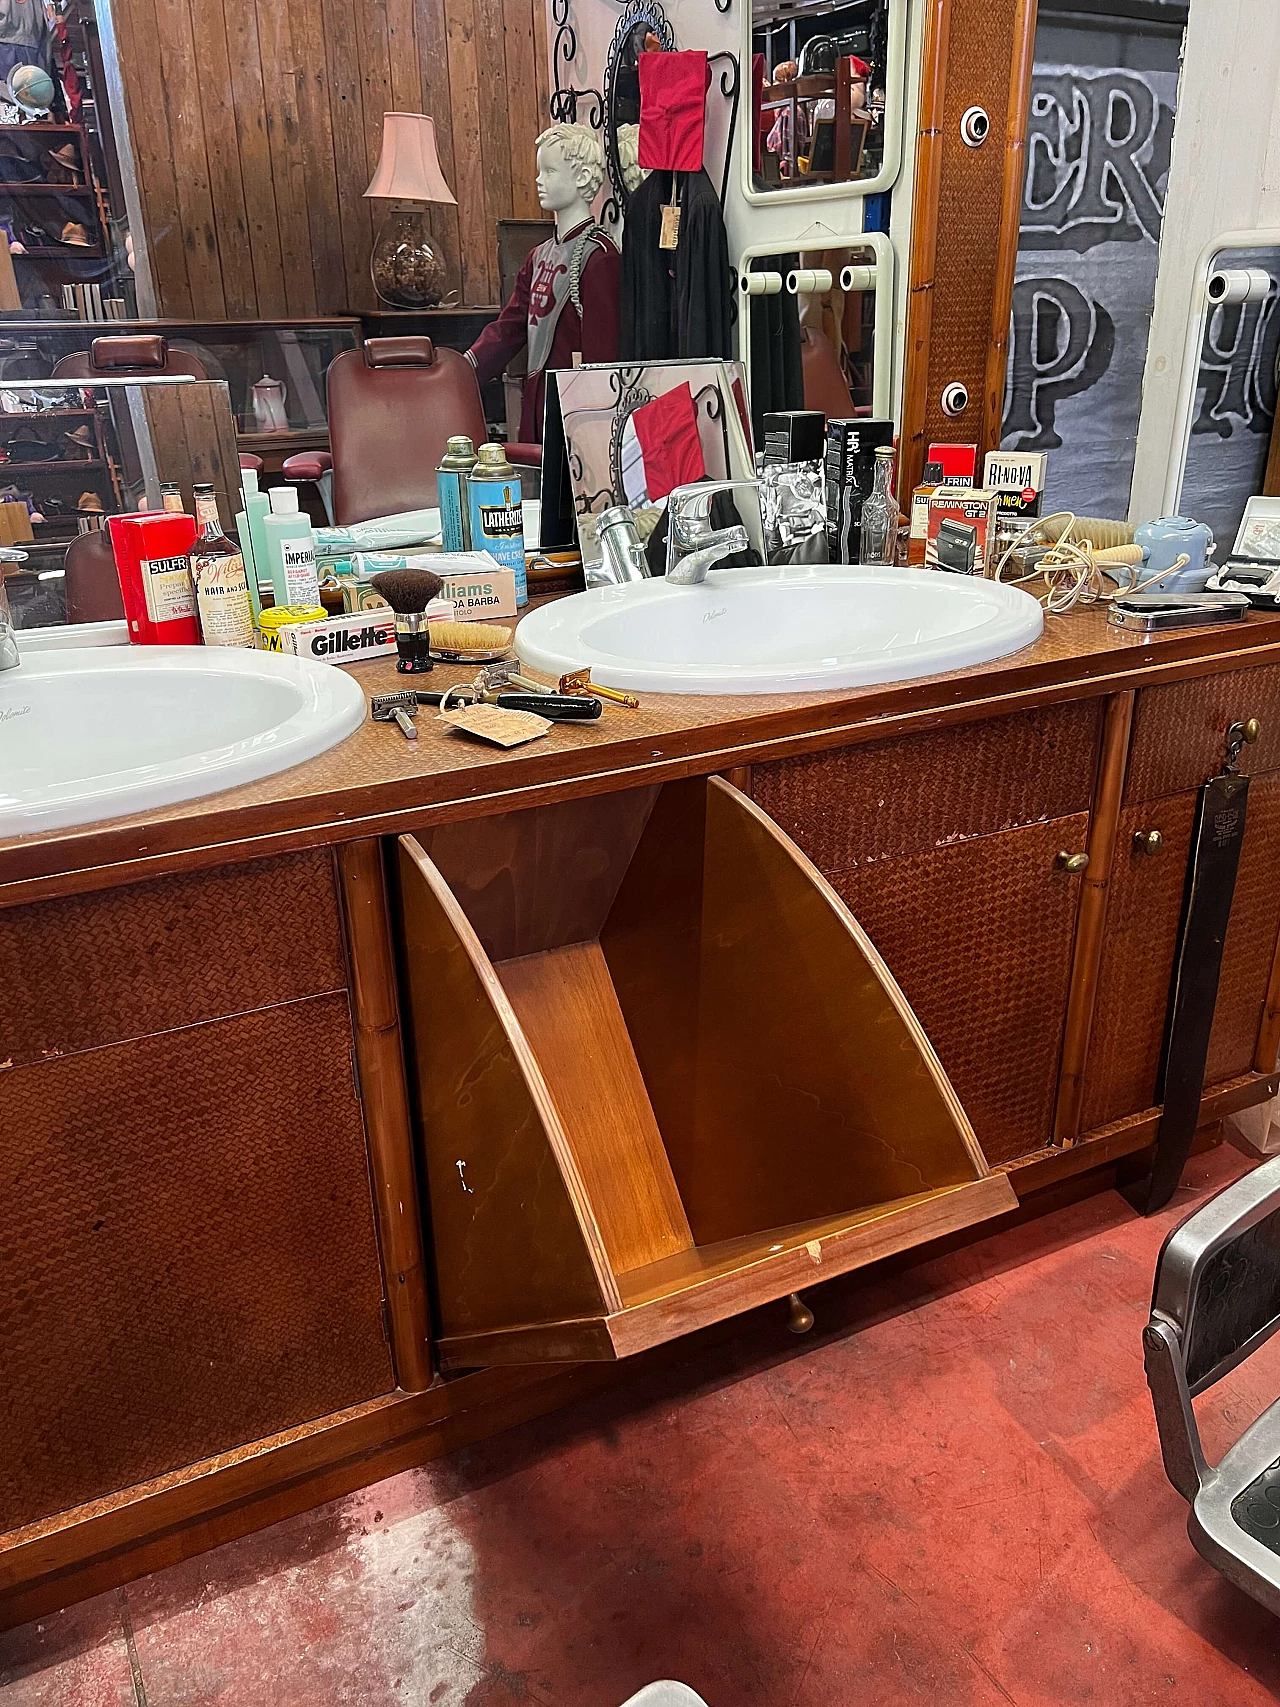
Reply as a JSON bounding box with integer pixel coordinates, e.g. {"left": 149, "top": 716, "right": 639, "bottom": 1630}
{"left": 0, "top": 645, "right": 366, "bottom": 837}
{"left": 517, "top": 564, "right": 1044, "bottom": 695}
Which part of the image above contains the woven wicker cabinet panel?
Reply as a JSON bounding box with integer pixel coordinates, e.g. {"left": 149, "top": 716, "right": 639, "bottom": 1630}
{"left": 751, "top": 702, "right": 1101, "bottom": 873}
{"left": 832, "top": 814, "right": 1088, "bottom": 1165}
{"left": 1207, "top": 770, "right": 1280, "bottom": 1084}
{"left": 1124, "top": 664, "right": 1280, "bottom": 805}
{"left": 1079, "top": 797, "right": 1196, "bottom": 1133}
{"left": 0, "top": 849, "right": 347, "bottom": 1068}
{"left": 0, "top": 993, "right": 393, "bottom": 1532}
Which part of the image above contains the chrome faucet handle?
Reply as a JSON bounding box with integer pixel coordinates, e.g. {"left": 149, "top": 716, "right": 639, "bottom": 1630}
{"left": 591, "top": 504, "right": 651, "bottom": 589}
{"left": 668, "top": 480, "right": 762, "bottom": 549}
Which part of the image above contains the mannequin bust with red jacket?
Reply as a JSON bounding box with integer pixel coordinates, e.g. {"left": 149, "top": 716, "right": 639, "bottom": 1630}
{"left": 466, "top": 124, "right": 621, "bottom": 443}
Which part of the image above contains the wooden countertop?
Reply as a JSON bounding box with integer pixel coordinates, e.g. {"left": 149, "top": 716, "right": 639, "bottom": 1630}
{"left": 6, "top": 601, "right": 1280, "bottom": 905}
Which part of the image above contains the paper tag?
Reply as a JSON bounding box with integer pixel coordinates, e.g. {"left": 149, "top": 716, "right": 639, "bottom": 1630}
{"left": 440, "top": 703, "right": 551, "bottom": 747}
{"left": 659, "top": 201, "right": 681, "bottom": 250}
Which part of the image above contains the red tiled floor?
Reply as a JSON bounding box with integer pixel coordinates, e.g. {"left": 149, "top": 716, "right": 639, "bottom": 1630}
{"left": 4, "top": 1143, "right": 1280, "bottom": 1706}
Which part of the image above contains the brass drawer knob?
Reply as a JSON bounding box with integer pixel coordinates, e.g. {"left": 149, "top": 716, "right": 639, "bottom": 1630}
{"left": 1056, "top": 850, "right": 1090, "bottom": 873}
{"left": 1133, "top": 828, "right": 1164, "bottom": 856}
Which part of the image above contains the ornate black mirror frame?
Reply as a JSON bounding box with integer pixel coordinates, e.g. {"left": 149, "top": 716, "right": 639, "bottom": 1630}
{"left": 603, "top": 0, "right": 676, "bottom": 222}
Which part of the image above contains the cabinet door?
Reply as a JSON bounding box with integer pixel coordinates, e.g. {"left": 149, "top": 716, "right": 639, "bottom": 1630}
{"left": 831, "top": 814, "right": 1090, "bottom": 1165}
{"left": 1079, "top": 773, "right": 1280, "bottom": 1133}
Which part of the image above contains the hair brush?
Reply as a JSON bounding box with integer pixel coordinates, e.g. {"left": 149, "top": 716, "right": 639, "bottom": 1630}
{"left": 369, "top": 566, "right": 445, "bottom": 673}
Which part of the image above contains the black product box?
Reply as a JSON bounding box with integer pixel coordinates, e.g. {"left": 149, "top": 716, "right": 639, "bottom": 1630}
{"left": 763, "top": 410, "right": 825, "bottom": 466}
{"left": 825, "top": 418, "right": 895, "bottom": 561}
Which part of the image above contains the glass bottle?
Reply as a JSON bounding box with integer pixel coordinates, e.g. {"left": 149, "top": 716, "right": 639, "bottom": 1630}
{"left": 189, "top": 482, "right": 256, "bottom": 647}
{"left": 859, "top": 446, "right": 899, "bottom": 566}
{"left": 160, "top": 482, "right": 184, "bottom": 515}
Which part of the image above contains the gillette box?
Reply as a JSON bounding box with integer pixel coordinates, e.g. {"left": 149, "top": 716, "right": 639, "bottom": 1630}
{"left": 983, "top": 450, "right": 1047, "bottom": 522}
{"left": 926, "top": 486, "right": 1002, "bottom": 575}
{"left": 260, "top": 600, "right": 452, "bottom": 663}
{"left": 825, "top": 418, "right": 894, "bottom": 560}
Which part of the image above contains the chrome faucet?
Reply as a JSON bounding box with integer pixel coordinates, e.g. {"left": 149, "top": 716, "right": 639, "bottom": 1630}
{"left": 590, "top": 506, "right": 652, "bottom": 589}
{"left": 666, "top": 481, "right": 758, "bottom": 584}
{"left": 0, "top": 560, "right": 21, "bottom": 671}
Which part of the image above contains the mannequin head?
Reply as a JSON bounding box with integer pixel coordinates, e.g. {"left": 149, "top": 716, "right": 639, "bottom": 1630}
{"left": 536, "top": 124, "right": 606, "bottom": 235}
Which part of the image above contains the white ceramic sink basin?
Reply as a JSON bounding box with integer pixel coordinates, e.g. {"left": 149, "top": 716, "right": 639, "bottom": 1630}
{"left": 517, "top": 565, "right": 1044, "bottom": 695}
{"left": 0, "top": 645, "right": 366, "bottom": 837}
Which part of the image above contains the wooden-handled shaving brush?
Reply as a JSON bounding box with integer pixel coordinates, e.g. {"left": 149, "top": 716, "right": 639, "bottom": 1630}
{"left": 369, "top": 566, "right": 444, "bottom": 673}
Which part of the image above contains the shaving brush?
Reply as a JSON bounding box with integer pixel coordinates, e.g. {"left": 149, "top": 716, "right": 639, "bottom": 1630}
{"left": 369, "top": 566, "right": 445, "bottom": 673}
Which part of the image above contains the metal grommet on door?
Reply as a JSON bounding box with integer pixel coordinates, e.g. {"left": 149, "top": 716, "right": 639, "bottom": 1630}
{"left": 941, "top": 381, "right": 969, "bottom": 417}
{"left": 960, "top": 105, "right": 990, "bottom": 147}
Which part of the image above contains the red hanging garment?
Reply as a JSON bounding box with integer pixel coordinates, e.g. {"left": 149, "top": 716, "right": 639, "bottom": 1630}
{"left": 629, "top": 383, "right": 707, "bottom": 501}
{"left": 638, "top": 50, "right": 709, "bottom": 174}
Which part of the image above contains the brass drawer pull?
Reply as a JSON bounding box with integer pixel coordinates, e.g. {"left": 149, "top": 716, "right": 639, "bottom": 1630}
{"left": 1056, "top": 850, "right": 1090, "bottom": 873}
{"left": 1133, "top": 829, "right": 1164, "bottom": 856}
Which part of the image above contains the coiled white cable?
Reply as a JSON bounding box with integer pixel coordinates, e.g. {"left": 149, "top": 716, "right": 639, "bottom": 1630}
{"left": 990, "top": 512, "right": 1188, "bottom": 614}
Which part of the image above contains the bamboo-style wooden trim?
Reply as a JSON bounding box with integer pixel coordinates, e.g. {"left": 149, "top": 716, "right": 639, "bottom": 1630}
{"left": 722, "top": 765, "right": 753, "bottom": 795}
{"left": 336, "top": 840, "right": 434, "bottom": 1393}
{"left": 1052, "top": 691, "right": 1136, "bottom": 1145}
{"left": 900, "top": 0, "right": 950, "bottom": 500}
{"left": 982, "top": 0, "right": 1040, "bottom": 454}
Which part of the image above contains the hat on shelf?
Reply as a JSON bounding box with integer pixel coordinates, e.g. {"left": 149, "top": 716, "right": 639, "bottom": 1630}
{"left": 45, "top": 143, "right": 82, "bottom": 180}
{"left": 76, "top": 491, "right": 105, "bottom": 513}
{"left": 59, "top": 222, "right": 91, "bottom": 247}
{"left": 61, "top": 423, "right": 95, "bottom": 457}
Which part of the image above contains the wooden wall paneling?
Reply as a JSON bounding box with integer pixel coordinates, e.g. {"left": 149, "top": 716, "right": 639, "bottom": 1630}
{"left": 321, "top": 0, "right": 378, "bottom": 313}
{"left": 532, "top": 0, "right": 551, "bottom": 150}
{"left": 186, "top": 0, "right": 257, "bottom": 319}
{"left": 253, "top": 0, "right": 317, "bottom": 318}
{"left": 504, "top": 0, "right": 543, "bottom": 219}
{"left": 150, "top": 0, "right": 226, "bottom": 318}
{"left": 220, "top": 0, "right": 288, "bottom": 317}
{"left": 899, "top": 0, "right": 1039, "bottom": 497}
{"left": 443, "top": 0, "right": 495, "bottom": 305}
{"left": 472, "top": 0, "right": 516, "bottom": 241}
{"left": 113, "top": 0, "right": 194, "bottom": 316}
{"left": 416, "top": 0, "right": 464, "bottom": 300}
{"left": 982, "top": 0, "right": 1037, "bottom": 454}
{"left": 288, "top": 0, "right": 349, "bottom": 317}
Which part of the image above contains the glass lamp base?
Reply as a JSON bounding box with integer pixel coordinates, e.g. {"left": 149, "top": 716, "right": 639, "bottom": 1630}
{"left": 370, "top": 209, "right": 446, "bottom": 308}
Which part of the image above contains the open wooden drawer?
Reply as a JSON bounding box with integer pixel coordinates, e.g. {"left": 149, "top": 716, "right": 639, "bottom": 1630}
{"left": 393, "top": 777, "right": 1017, "bottom": 1368}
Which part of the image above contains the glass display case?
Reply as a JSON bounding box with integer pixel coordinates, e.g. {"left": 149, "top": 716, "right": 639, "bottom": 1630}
{"left": 0, "top": 317, "right": 359, "bottom": 450}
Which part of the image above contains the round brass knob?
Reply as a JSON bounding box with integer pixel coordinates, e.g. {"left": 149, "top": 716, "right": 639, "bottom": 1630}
{"left": 1133, "top": 829, "right": 1164, "bottom": 856}
{"left": 787, "top": 1292, "right": 814, "bottom": 1335}
{"left": 1245, "top": 717, "right": 1262, "bottom": 744}
{"left": 1056, "top": 850, "right": 1090, "bottom": 873}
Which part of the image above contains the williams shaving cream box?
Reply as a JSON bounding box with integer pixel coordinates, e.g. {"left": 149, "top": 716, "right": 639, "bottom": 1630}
{"left": 982, "top": 451, "right": 1047, "bottom": 523}
{"left": 824, "top": 418, "right": 895, "bottom": 560}
{"left": 345, "top": 550, "right": 517, "bottom": 621}
{"left": 263, "top": 599, "right": 453, "bottom": 663}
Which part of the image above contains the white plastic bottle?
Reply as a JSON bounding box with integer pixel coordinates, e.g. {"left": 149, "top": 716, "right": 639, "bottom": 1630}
{"left": 262, "top": 486, "right": 321, "bottom": 609}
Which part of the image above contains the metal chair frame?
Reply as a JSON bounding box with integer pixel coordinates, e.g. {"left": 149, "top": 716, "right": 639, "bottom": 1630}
{"left": 1145, "top": 1153, "right": 1280, "bottom": 1614}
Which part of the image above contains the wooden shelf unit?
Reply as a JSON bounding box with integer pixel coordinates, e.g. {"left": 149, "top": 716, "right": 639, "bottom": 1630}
{"left": 395, "top": 777, "right": 1015, "bottom": 1368}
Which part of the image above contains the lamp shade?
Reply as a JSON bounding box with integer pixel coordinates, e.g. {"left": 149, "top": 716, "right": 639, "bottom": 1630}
{"left": 364, "top": 113, "right": 457, "bottom": 204}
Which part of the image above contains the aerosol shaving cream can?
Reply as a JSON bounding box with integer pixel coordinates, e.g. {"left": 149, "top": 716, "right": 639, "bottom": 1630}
{"left": 467, "top": 443, "right": 526, "bottom": 607}
{"left": 436, "top": 434, "right": 477, "bottom": 553}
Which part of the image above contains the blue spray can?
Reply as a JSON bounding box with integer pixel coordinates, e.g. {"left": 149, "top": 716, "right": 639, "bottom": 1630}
{"left": 436, "top": 435, "right": 477, "bottom": 552}
{"left": 467, "top": 442, "right": 526, "bottom": 607}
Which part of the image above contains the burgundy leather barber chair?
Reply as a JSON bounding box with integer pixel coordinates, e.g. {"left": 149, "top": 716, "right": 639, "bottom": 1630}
{"left": 51, "top": 336, "right": 263, "bottom": 476}
{"left": 282, "top": 336, "right": 537, "bottom": 527}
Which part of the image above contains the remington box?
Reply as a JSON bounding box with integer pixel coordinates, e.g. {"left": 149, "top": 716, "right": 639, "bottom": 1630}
{"left": 983, "top": 450, "right": 1048, "bottom": 523}
{"left": 925, "top": 486, "right": 1002, "bottom": 575}
{"left": 825, "top": 418, "right": 895, "bottom": 560}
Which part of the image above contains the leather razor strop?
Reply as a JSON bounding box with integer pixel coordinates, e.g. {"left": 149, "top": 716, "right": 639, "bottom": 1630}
{"left": 1125, "top": 768, "right": 1251, "bottom": 1215}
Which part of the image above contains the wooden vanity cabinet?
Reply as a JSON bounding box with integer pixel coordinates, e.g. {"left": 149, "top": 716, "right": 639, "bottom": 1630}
{"left": 751, "top": 702, "right": 1103, "bottom": 1166}
{"left": 393, "top": 777, "right": 1015, "bottom": 1369}
{"left": 0, "top": 850, "right": 402, "bottom": 1535}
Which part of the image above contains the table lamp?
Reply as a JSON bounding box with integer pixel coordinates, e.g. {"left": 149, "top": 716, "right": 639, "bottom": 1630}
{"left": 364, "top": 113, "right": 456, "bottom": 308}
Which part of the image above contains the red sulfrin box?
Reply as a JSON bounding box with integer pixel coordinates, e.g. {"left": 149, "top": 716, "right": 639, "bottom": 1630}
{"left": 108, "top": 510, "right": 200, "bottom": 644}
